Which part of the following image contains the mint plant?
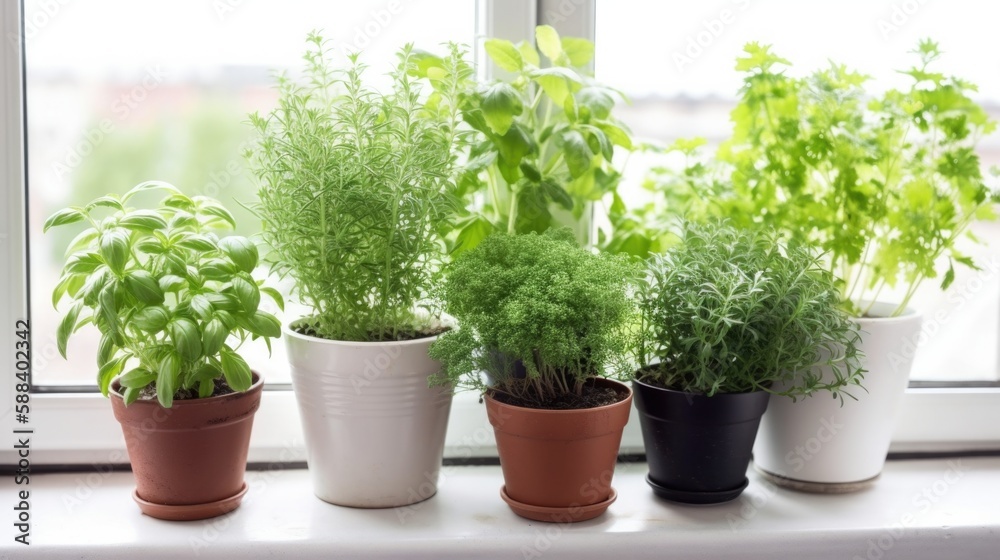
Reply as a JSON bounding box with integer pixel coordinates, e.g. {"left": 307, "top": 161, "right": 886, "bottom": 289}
{"left": 451, "top": 25, "right": 635, "bottom": 252}
{"left": 247, "top": 33, "right": 472, "bottom": 341}
{"left": 46, "top": 182, "right": 282, "bottom": 408}
{"left": 636, "top": 222, "right": 863, "bottom": 399}
{"left": 641, "top": 40, "right": 998, "bottom": 316}
{"left": 429, "top": 229, "right": 636, "bottom": 407}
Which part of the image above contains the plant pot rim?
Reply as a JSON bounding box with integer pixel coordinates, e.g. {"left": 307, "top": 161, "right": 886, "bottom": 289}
{"left": 631, "top": 375, "right": 768, "bottom": 398}
{"left": 484, "top": 378, "right": 632, "bottom": 414}
{"left": 283, "top": 319, "right": 445, "bottom": 347}
{"left": 850, "top": 300, "right": 921, "bottom": 322}
{"left": 108, "top": 371, "right": 263, "bottom": 409}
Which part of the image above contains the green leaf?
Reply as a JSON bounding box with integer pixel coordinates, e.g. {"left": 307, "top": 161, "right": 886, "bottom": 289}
{"left": 57, "top": 301, "right": 82, "bottom": 358}
{"left": 64, "top": 228, "right": 100, "bottom": 257}
{"left": 98, "top": 284, "right": 123, "bottom": 346}
{"left": 484, "top": 38, "right": 523, "bottom": 72}
{"left": 220, "top": 348, "right": 253, "bottom": 392}
{"left": 577, "top": 87, "right": 614, "bottom": 120}
{"left": 535, "top": 25, "right": 562, "bottom": 62}
{"left": 202, "top": 318, "right": 229, "bottom": 357}
{"left": 97, "top": 332, "right": 116, "bottom": 367}
{"left": 517, "top": 40, "right": 540, "bottom": 67}
{"left": 218, "top": 236, "right": 259, "bottom": 273}
{"left": 204, "top": 292, "right": 239, "bottom": 312}
{"left": 192, "top": 361, "right": 222, "bottom": 383}
{"left": 135, "top": 238, "right": 166, "bottom": 255}
{"left": 132, "top": 305, "right": 170, "bottom": 332}
{"left": 197, "top": 202, "right": 237, "bottom": 229}
{"left": 191, "top": 294, "right": 214, "bottom": 320}
{"left": 497, "top": 123, "right": 538, "bottom": 172}
{"left": 158, "top": 274, "right": 186, "bottom": 293}
{"left": 561, "top": 37, "right": 594, "bottom": 67}
{"left": 97, "top": 353, "right": 129, "bottom": 396}
{"left": 480, "top": 82, "right": 523, "bottom": 136}
{"left": 80, "top": 267, "right": 110, "bottom": 306}
{"left": 542, "top": 180, "right": 574, "bottom": 211}
{"left": 123, "top": 270, "right": 165, "bottom": 305}
{"left": 119, "top": 210, "right": 168, "bottom": 231}
{"left": 119, "top": 367, "right": 156, "bottom": 390}
{"left": 176, "top": 234, "right": 217, "bottom": 252}
{"left": 246, "top": 311, "right": 282, "bottom": 338}
{"left": 535, "top": 74, "right": 570, "bottom": 106}
{"left": 598, "top": 122, "right": 634, "bottom": 150}
{"left": 168, "top": 318, "right": 203, "bottom": 362}
{"left": 200, "top": 258, "right": 238, "bottom": 280}
{"left": 452, "top": 216, "right": 495, "bottom": 255}
{"left": 941, "top": 262, "right": 956, "bottom": 290}
{"left": 64, "top": 252, "right": 104, "bottom": 275}
{"left": 230, "top": 277, "right": 260, "bottom": 314}
{"left": 123, "top": 386, "right": 141, "bottom": 406}
{"left": 157, "top": 351, "right": 182, "bottom": 408}
{"left": 99, "top": 230, "right": 131, "bottom": 274}
{"left": 260, "top": 287, "right": 285, "bottom": 312}
{"left": 561, "top": 130, "right": 595, "bottom": 178}
{"left": 85, "top": 196, "right": 124, "bottom": 212}
{"left": 43, "top": 208, "right": 86, "bottom": 232}
{"left": 122, "top": 180, "right": 181, "bottom": 203}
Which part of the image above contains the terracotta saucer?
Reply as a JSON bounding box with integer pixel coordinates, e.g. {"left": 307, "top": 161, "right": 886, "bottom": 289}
{"left": 500, "top": 486, "right": 617, "bottom": 523}
{"left": 133, "top": 482, "right": 249, "bottom": 521}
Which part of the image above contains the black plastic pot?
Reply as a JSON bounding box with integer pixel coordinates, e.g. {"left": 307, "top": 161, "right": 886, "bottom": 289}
{"left": 632, "top": 378, "right": 770, "bottom": 504}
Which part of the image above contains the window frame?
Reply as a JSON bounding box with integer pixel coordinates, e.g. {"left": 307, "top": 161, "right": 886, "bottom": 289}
{"left": 1, "top": 0, "right": 998, "bottom": 467}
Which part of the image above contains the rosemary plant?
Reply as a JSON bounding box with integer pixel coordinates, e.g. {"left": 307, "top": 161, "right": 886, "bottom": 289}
{"left": 247, "top": 33, "right": 473, "bottom": 341}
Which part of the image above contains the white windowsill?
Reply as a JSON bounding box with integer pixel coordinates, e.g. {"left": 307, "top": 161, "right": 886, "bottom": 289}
{"left": 4, "top": 457, "right": 997, "bottom": 559}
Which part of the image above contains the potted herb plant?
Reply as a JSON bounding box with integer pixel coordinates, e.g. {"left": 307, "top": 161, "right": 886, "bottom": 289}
{"left": 641, "top": 41, "right": 998, "bottom": 490}
{"left": 429, "top": 229, "right": 636, "bottom": 522}
{"left": 450, "top": 25, "right": 635, "bottom": 253}
{"left": 246, "top": 34, "right": 471, "bottom": 507}
{"left": 46, "top": 181, "right": 281, "bottom": 520}
{"left": 632, "top": 222, "right": 863, "bottom": 504}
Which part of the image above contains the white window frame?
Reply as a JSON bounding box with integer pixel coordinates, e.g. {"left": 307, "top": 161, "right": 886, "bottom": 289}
{"left": 1, "top": 0, "right": 998, "bottom": 467}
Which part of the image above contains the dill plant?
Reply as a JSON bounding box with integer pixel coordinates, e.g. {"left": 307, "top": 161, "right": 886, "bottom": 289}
{"left": 429, "top": 229, "right": 636, "bottom": 406}
{"left": 247, "top": 33, "right": 473, "bottom": 341}
{"left": 636, "top": 222, "right": 864, "bottom": 399}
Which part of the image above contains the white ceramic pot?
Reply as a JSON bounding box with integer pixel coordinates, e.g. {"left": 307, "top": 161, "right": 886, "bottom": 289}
{"left": 284, "top": 323, "right": 453, "bottom": 507}
{"left": 753, "top": 302, "right": 922, "bottom": 489}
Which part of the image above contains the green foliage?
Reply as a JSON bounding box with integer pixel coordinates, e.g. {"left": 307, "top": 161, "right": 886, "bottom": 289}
{"left": 46, "top": 181, "right": 282, "bottom": 408}
{"left": 452, "top": 25, "right": 636, "bottom": 252}
{"left": 636, "top": 222, "right": 863, "bottom": 398}
{"left": 641, "top": 40, "right": 998, "bottom": 316}
{"left": 247, "top": 33, "right": 472, "bottom": 341}
{"left": 429, "top": 229, "right": 637, "bottom": 405}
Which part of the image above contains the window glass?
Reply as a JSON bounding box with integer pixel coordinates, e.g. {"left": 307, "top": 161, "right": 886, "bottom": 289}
{"left": 25, "top": 0, "right": 477, "bottom": 385}
{"left": 596, "top": 0, "right": 1000, "bottom": 382}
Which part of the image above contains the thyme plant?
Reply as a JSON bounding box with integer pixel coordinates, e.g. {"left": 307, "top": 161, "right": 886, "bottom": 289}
{"left": 247, "top": 33, "right": 473, "bottom": 341}
{"left": 46, "top": 182, "right": 283, "bottom": 408}
{"left": 429, "top": 230, "right": 636, "bottom": 406}
{"left": 636, "top": 222, "right": 863, "bottom": 399}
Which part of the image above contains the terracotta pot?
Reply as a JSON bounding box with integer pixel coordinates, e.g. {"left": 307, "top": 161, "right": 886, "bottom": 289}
{"left": 486, "top": 378, "right": 632, "bottom": 523}
{"left": 109, "top": 372, "right": 263, "bottom": 521}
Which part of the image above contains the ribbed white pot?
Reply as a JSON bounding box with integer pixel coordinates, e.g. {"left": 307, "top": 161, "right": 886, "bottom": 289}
{"left": 753, "top": 302, "right": 922, "bottom": 487}
{"left": 284, "top": 324, "right": 453, "bottom": 507}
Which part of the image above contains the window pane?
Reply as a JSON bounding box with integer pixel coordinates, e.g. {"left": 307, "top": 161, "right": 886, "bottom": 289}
{"left": 26, "top": 0, "right": 477, "bottom": 385}
{"left": 595, "top": 0, "right": 1000, "bottom": 382}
